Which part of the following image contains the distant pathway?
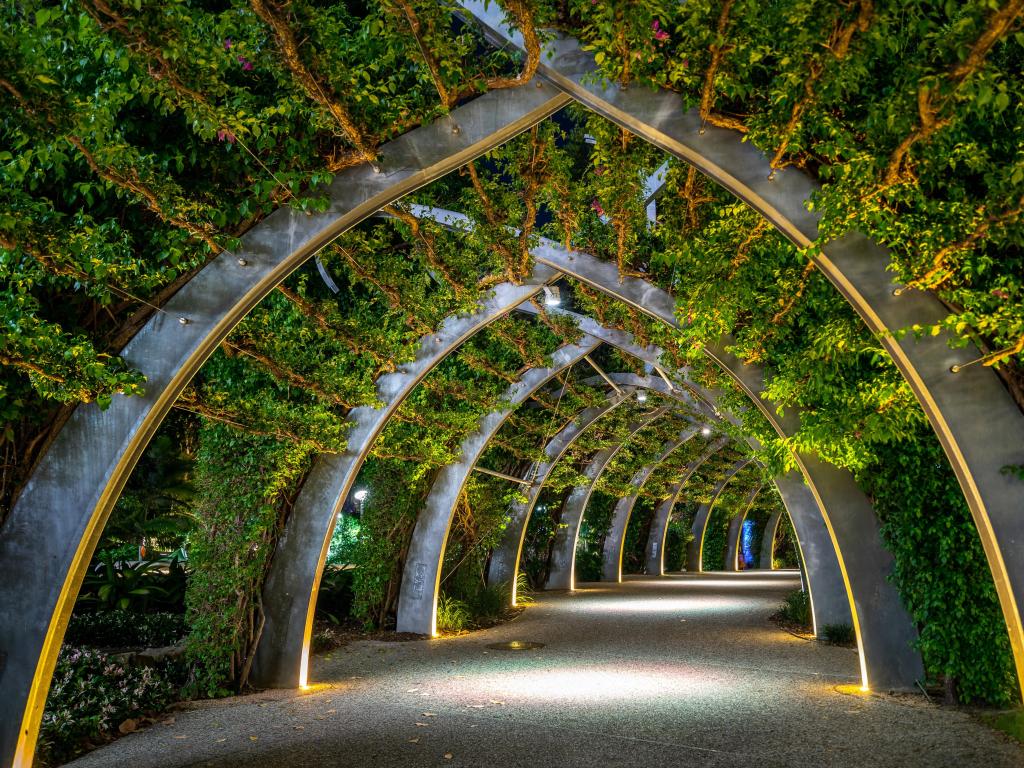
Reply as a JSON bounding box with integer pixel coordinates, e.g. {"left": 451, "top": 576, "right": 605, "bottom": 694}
{"left": 67, "top": 572, "right": 1024, "bottom": 767}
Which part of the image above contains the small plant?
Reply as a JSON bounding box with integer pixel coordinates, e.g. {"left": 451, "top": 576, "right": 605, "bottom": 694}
{"left": 435, "top": 594, "right": 470, "bottom": 634}
{"left": 514, "top": 571, "right": 534, "bottom": 606}
{"left": 777, "top": 589, "right": 812, "bottom": 629}
{"left": 38, "top": 646, "right": 182, "bottom": 765}
{"left": 467, "top": 582, "right": 508, "bottom": 620}
{"left": 821, "top": 623, "right": 856, "bottom": 647}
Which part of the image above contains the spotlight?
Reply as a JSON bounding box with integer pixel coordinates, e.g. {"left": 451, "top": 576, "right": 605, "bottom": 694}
{"left": 636, "top": 390, "right": 647, "bottom": 403}
{"left": 354, "top": 489, "right": 369, "bottom": 501}
{"left": 543, "top": 285, "right": 561, "bottom": 306}
{"left": 701, "top": 426, "right": 712, "bottom": 436}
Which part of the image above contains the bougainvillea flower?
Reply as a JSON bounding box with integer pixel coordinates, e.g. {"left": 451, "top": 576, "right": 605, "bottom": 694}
{"left": 217, "top": 129, "right": 236, "bottom": 144}
{"left": 652, "top": 19, "right": 669, "bottom": 41}
{"left": 238, "top": 55, "right": 253, "bottom": 71}
{"left": 591, "top": 199, "right": 605, "bottom": 217}
{"left": 224, "top": 38, "right": 232, "bottom": 51}
{"left": 991, "top": 288, "right": 1010, "bottom": 300}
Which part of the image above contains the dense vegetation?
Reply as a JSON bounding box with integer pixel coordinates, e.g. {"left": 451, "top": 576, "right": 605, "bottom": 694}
{"left": 3, "top": 4, "right": 1023, "bottom": 758}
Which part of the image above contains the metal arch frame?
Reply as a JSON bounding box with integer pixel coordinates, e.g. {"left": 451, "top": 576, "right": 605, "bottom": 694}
{"left": 488, "top": 373, "right": 710, "bottom": 600}
{"left": 685, "top": 459, "right": 753, "bottom": 572}
{"left": 760, "top": 511, "right": 784, "bottom": 569}
{"left": 599, "top": 426, "right": 701, "bottom": 583}
{"left": 0, "top": 83, "right": 572, "bottom": 764}
{"left": 643, "top": 437, "right": 730, "bottom": 577}
{"left": 725, "top": 485, "right": 763, "bottom": 572}
{"left": 253, "top": 274, "right": 560, "bottom": 687}
{"left": 460, "top": 0, "right": 1024, "bottom": 694}
{"left": 395, "top": 337, "right": 604, "bottom": 636}
{"left": 409, "top": 212, "right": 917, "bottom": 689}
{"left": 486, "top": 393, "right": 633, "bottom": 603}
{"left": 545, "top": 406, "right": 673, "bottom": 591}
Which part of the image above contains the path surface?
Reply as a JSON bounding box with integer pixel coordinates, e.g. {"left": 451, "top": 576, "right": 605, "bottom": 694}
{"left": 66, "top": 571, "right": 1023, "bottom": 767}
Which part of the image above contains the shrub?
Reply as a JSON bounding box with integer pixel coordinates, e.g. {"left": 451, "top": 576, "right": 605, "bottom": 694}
{"left": 436, "top": 594, "right": 470, "bottom": 634}
{"left": 466, "top": 581, "right": 508, "bottom": 621}
{"left": 821, "top": 623, "right": 856, "bottom": 647}
{"left": 316, "top": 567, "right": 356, "bottom": 624}
{"left": 778, "top": 589, "right": 812, "bottom": 629}
{"left": 65, "top": 611, "right": 187, "bottom": 649}
{"left": 37, "top": 646, "right": 181, "bottom": 765}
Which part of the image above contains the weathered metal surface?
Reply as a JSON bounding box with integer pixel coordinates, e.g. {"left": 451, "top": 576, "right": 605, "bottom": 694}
{"left": 546, "top": 407, "right": 671, "bottom": 591}
{"left": 396, "top": 338, "right": 601, "bottom": 636}
{"left": 0, "top": 83, "right": 570, "bottom": 766}
{"left": 464, "top": 0, "right": 1006, "bottom": 691}
{"left": 600, "top": 427, "right": 700, "bottom": 583}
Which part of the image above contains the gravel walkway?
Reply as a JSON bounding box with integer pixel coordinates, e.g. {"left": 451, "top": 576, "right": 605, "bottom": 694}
{"left": 65, "top": 571, "right": 1023, "bottom": 767}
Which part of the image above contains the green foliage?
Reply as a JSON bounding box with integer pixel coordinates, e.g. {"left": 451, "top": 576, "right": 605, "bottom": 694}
{"left": 78, "top": 555, "right": 187, "bottom": 614}
{"left": 575, "top": 489, "right": 616, "bottom": 582}
{"left": 315, "top": 567, "right": 355, "bottom": 625}
{"left": 821, "top": 623, "right": 856, "bottom": 647}
{"left": 184, "top": 423, "right": 314, "bottom": 696}
{"left": 38, "top": 646, "right": 183, "bottom": 766}
{"left": 326, "top": 515, "right": 361, "bottom": 567}
{"left": 856, "top": 428, "right": 1018, "bottom": 705}
{"left": 701, "top": 505, "right": 730, "bottom": 572}
{"left": 435, "top": 594, "right": 470, "bottom": 634}
{"left": 778, "top": 589, "right": 813, "bottom": 629}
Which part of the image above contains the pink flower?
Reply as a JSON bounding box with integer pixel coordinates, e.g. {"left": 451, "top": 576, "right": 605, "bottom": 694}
{"left": 594, "top": 165, "right": 605, "bottom": 175}
{"left": 591, "top": 198, "right": 605, "bottom": 217}
{"left": 991, "top": 288, "right": 1010, "bottom": 300}
{"left": 224, "top": 38, "right": 232, "bottom": 51}
{"left": 652, "top": 19, "right": 669, "bottom": 41}
{"left": 217, "top": 129, "right": 236, "bottom": 144}
{"left": 238, "top": 55, "right": 253, "bottom": 71}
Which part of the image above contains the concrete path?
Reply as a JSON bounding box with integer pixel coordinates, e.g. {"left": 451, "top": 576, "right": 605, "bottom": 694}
{"left": 66, "top": 571, "right": 1024, "bottom": 767}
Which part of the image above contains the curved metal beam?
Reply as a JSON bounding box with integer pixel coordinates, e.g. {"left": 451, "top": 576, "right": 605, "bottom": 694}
{"left": 253, "top": 277, "right": 558, "bottom": 687}
{"left": 725, "top": 486, "right": 762, "bottom": 572}
{"left": 486, "top": 393, "right": 632, "bottom": 602}
{"left": 685, "top": 459, "right": 752, "bottom": 572}
{"left": 395, "top": 336, "right": 601, "bottom": 635}
{"left": 600, "top": 426, "right": 701, "bottom": 583}
{"left": 410, "top": 221, "right": 903, "bottom": 682}
{"left": 490, "top": 372, "right": 706, "bottom": 597}
{"left": 760, "top": 510, "right": 784, "bottom": 569}
{"left": 644, "top": 437, "right": 730, "bottom": 576}
{"left": 546, "top": 406, "right": 671, "bottom": 591}
{"left": 461, "top": 1, "right": 1016, "bottom": 690}
{"left": 0, "top": 83, "right": 570, "bottom": 764}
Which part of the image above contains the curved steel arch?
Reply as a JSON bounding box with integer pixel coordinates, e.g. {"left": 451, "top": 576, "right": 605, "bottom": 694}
{"left": 725, "top": 486, "right": 763, "bottom": 572}
{"left": 489, "top": 373, "right": 710, "bottom": 594}
{"left": 410, "top": 211, "right": 918, "bottom": 688}
{"left": 546, "top": 406, "right": 673, "bottom": 591}
{"left": 761, "top": 511, "right": 785, "bottom": 569}
{"left": 461, "top": 0, "right": 1024, "bottom": 694}
{"left": 0, "top": 84, "right": 570, "bottom": 764}
{"left": 486, "top": 392, "right": 633, "bottom": 603}
{"left": 642, "top": 437, "right": 729, "bottom": 576}
{"left": 685, "top": 459, "right": 753, "bottom": 572}
{"left": 395, "top": 337, "right": 602, "bottom": 635}
{"left": 599, "top": 426, "right": 701, "bottom": 583}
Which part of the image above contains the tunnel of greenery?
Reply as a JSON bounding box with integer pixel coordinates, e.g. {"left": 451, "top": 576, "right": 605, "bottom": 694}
{"left": 2, "top": 0, "right": 1023, "bottom": 763}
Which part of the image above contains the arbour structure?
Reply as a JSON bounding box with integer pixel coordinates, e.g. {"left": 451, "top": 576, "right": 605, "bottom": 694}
{"left": 1, "top": 5, "right": 1023, "bottom": 767}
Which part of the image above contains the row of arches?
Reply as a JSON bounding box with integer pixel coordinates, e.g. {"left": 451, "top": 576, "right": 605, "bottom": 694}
{"left": 1, "top": 8, "right": 1022, "bottom": 766}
